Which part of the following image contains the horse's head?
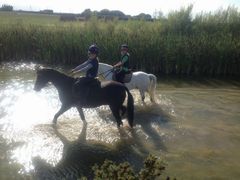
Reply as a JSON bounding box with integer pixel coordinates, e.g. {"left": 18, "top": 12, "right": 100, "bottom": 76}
{"left": 34, "top": 69, "right": 52, "bottom": 91}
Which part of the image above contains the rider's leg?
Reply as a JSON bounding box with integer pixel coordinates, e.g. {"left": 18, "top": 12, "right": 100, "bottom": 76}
{"left": 116, "top": 71, "right": 125, "bottom": 84}
{"left": 72, "top": 79, "right": 82, "bottom": 97}
{"left": 78, "top": 77, "right": 94, "bottom": 105}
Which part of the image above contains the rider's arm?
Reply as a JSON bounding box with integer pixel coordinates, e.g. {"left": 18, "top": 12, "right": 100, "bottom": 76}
{"left": 113, "top": 56, "right": 128, "bottom": 68}
{"left": 72, "top": 60, "right": 92, "bottom": 74}
{"left": 113, "top": 61, "right": 122, "bottom": 68}
{"left": 74, "top": 63, "right": 93, "bottom": 73}
{"left": 73, "top": 60, "right": 89, "bottom": 71}
{"left": 121, "top": 56, "right": 128, "bottom": 63}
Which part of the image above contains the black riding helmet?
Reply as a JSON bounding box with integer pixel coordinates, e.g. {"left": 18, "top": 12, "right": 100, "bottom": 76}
{"left": 88, "top": 44, "right": 99, "bottom": 55}
{"left": 121, "top": 44, "right": 128, "bottom": 51}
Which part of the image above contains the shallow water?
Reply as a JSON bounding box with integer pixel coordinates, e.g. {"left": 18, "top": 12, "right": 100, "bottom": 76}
{"left": 0, "top": 62, "right": 240, "bottom": 179}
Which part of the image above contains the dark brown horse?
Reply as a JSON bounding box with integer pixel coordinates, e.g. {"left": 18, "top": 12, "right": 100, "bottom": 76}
{"left": 34, "top": 68, "right": 134, "bottom": 127}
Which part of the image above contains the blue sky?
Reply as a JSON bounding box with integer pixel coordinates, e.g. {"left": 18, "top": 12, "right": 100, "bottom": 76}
{"left": 1, "top": 0, "right": 240, "bottom": 16}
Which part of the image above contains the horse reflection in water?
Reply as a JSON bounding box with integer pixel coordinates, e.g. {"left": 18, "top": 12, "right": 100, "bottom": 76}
{"left": 98, "top": 103, "right": 169, "bottom": 153}
{"left": 32, "top": 123, "right": 144, "bottom": 179}
{"left": 34, "top": 68, "right": 134, "bottom": 127}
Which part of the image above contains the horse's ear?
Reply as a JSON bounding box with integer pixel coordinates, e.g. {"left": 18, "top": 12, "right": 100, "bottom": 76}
{"left": 35, "top": 65, "right": 45, "bottom": 72}
{"left": 35, "top": 65, "right": 41, "bottom": 71}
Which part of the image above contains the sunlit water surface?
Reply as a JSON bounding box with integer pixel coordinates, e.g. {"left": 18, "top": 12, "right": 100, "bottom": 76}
{"left": 0, "top": 62, "right": 239, "bottom": 179}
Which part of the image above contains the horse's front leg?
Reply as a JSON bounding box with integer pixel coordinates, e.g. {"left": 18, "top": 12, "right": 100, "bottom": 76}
{"left": 53, "top": 104, "right": 70, "bottom": 124}
{"left": 139, "top": 89, "right": 145, "bottom": 104}
{"left": 77, "top": 107, "right": 86, "bottom": 123}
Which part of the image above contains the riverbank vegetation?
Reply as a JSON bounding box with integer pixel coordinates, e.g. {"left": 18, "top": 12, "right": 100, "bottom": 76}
{"left": 89, "top": 154, "right": 172, "bottom": 180}
{"left": 0, "top": 5, "right": 239, "bottom": 77}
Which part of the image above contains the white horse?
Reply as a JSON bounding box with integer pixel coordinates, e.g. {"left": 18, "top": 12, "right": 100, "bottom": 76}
{"left": 98, "top": 63, "right": 157, "bottom": 103}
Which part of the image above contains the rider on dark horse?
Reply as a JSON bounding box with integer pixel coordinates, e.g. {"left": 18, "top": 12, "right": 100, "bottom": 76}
{"left": 70, "top": 44, "right": 99, "bottom": 104}
{"left": 113, "top": 44, "right": 130, "bottom": 84}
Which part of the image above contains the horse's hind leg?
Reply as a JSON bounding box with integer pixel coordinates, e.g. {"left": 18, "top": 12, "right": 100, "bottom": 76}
{"left": 150, "top": 94, "right": 155, "bottom": 103}
{"left": 149, "top": 89, "right": 156, "bottom": 103}
{"left": 110, "top": 105, "right": 123, "bottom": 127}
{"left": 139, "top": 90, "right": 145, "bottom": 103}
{"left": 121, "top": 105, "right": 127, "bottom": 117}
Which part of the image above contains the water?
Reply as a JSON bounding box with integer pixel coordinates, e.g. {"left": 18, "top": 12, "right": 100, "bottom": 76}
{"left": 0, "top": 62, "right": 240, "bottom": 179}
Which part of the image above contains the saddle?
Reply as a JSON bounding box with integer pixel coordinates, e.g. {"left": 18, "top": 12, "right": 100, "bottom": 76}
{"left": 112, "top": 70, "right": 132, "bottom": 83}
{"left": 73, "top": 77, "right": 101, "bottom": 101}
{"left": 75, "top": 77, "right": 100, "bottom": 87}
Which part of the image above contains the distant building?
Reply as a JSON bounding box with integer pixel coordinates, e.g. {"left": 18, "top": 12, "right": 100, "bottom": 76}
{"left": 60, "top": 14, "right": 77, "bottom": 21}
{"left": 76, "top": 16, "right": 86, "bottom": 21}
{"left": 40, "top": 9, "right": 54, "bottom": 14}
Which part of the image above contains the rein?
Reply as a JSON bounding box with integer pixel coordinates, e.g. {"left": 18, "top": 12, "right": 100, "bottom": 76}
{"left": 98, "top": 68, "right": 114, "bottom": 79}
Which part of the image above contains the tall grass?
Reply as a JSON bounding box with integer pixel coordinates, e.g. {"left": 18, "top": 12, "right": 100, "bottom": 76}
{"left": 0, "top": 6, "right": 239, "bottom": 77}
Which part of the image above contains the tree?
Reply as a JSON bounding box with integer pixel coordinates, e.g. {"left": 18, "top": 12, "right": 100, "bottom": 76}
{"left": 133, "top": 13, "right": 153, "bottom": 21}
{"left": 81, "top": 9, "right": 92, "bottom": 19}
{"left": 0, "top": 4, "right": 13, "bottom": 11}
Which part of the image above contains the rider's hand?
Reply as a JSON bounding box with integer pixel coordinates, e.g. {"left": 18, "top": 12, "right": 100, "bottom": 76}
{"left": 69, "top": 69, "right": 75, "bottom": 74}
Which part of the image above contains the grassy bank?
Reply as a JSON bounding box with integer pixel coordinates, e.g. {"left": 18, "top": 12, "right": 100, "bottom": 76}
{"left": 0, "top": 6, "right": 240, "bottom": 77}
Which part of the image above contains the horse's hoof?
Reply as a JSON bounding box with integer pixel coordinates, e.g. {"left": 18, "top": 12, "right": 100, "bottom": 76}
{"left": 129, "top": 126, "right": 134, "bottom": 132}
{"left": 150, "top": 98, "right": 156, "bottom": 104}
{"left": 124, "top": 123, "right": 133, "bottom": 130}
{"left": 117, "top": 122, "right": 123, "bottom": 127}
{"left": 51, "top": 123, "right": 57, "bottom": 129}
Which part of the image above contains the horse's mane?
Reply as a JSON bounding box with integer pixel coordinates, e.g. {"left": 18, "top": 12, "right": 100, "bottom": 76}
{"left": 39, "top": 68, "right": 74, "bottom": 81}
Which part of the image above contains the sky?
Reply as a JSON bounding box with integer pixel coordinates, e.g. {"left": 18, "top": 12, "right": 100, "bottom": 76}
{"left": 1, "top": 0, "right": 240, "bottom": 16}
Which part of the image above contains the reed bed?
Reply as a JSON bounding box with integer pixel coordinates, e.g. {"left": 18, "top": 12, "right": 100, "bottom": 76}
{"left": 0, "top": 6, "right": 239, "bottom": 76}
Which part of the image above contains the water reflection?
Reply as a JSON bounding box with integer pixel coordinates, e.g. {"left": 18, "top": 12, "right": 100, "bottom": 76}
{"left": 1, "top": 62, "right": 240, "bottom": 179}
{"left": 33, "top": 123, "right": 144, "bottom": 179}
{"left": 0, "top": 62, "right": 170, "bottom": 177}
{"left": 98, "top": 103, "right": 172, "bottom": 153}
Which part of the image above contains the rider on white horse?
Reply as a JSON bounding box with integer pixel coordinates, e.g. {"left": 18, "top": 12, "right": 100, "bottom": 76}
{"left": 113, "top": 44, "right": 130, "bottom": 83}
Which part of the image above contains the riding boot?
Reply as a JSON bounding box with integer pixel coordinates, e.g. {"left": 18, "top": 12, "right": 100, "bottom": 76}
{"left": 79, "top": 87, "right": 89, "bottom": 105}
{"left": 116, "top": 71, "right": 125, "bottom": 84}
{"left": 73, "top": 81, "right": 82, "bottom": 98}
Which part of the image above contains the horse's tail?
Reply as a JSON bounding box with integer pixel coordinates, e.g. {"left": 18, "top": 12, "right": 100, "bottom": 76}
{"left": 148, "top": 74, "right": 157, "bottom": 103}
{"left": 124, "top": 86, "right": 134, "bottom": 128}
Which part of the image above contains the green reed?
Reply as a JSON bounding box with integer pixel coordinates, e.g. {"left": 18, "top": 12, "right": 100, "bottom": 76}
{"left": 0, "top": 6, "right": 239, "bottom": 76}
